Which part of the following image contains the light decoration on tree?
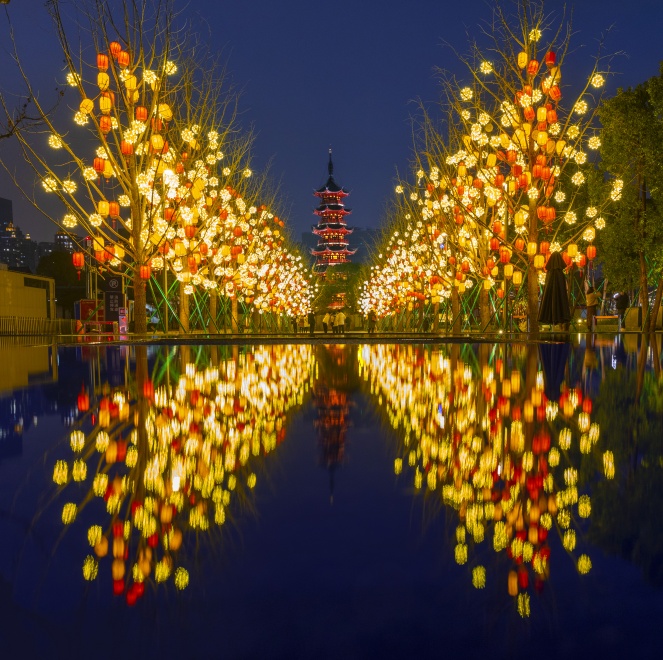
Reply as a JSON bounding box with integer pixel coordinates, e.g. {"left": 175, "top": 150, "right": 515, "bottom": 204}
{"left": 377, "top": 2, "right": 619, "bottom": 331}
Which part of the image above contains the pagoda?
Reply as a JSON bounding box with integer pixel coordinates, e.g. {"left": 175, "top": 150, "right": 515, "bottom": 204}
{"left": 311, "top": 150, "right": 356, "bottom": 276}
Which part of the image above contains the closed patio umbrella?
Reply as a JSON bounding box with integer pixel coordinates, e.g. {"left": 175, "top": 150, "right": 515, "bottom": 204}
{"left": 538, "top": 251, "right": 571, "bottom": 326}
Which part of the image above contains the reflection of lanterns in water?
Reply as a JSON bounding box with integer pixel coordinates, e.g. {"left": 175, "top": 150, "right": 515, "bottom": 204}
{"left": 53, "top": 345, "right": 313, "bottom": 604}
{"left": 360, "top": 343, "right": 608, "bottom": 617}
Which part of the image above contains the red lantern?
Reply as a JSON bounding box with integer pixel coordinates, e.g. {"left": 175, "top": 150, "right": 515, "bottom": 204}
{"left": 233, "top": 226, "right": 243, "bottom": 238}
{"left": 199, "top": 243, "right": 208, "bottom": 256}
{"left": 486, "top": 258, "right": 495, "bottom": 269}
{"left": 188, "top": 256, "right": 198, "bottom": 274}
{"left": 549, "top": 86, "right": 562, "bottom": 101}
{"left": 492, "top": 220, "right": 503, "bottom": 235}
{"left": 77, "top": 388, "right": 90, "bottom": 412}
{"left": 527, "top": 59, "right": 540, "bottom": 76}
{"left": 461, "top": 260, "right": 470, "bottom": 273}
{"left": 547, "top": 109, "right": 558, "bottom": 124}
{"left": 523, "top": 106, "right": 535, "bottom": 121}
{"left": 143, "top": 380, "right": 155, "bottom": 399}
{"left": 494, "top": 173, "right": 505, "bottom": 187}
{"left": 93, "top": 157, "right": 105, "bottom": 173}
{"left": 120, "top": 141, "right": 134, "bottom": 156}
{"left": 151, "top": 117, "right": 163, "bottom": 131}
{"left": 507, "top": 150, "right": 517, "bottom": 164}
{"left": 545, "top": 51, "right": 556, "bottom": 67}
{"left": 109, "top": 201, "right": 120, "bottom": 218}
{"left": 184, "top": 225, "right": 196, "bottom": 239}
{"left": 97, "top": 53, "right": 109, "bottom": 70}
{"left": 587, "top": 245, "right": 597, "bottom": 261}
{"left": 515, "top": 237, "right": 525, "bottom": 252}
{"left": 95, "top": 250, "right": 106, "bottom": 263}
{"left": 473, "top": 178, "right": 483, "bottom": 189}
{"left": 117, "top": 50, "right": 130, "bottom": 67}
{"left": 135, "top": 106, "right": 148, "bottom": 122}
{"left": 499, "top": 247, "right": 512, "bottom": 264}
{"left": 562, "top": 251, "right": 571, "bottom": 266}
{"left": 512, "top": 164, "right": 523, "bottom": 177}
{"left": 577, "top": 254, "right": 587, "bottom": 268}
{"left": 496, "top": 288, "right": 505, "bottom": 299}
{"left": 139, "top": 264, "right": 151, "bottom": 279}
{"left": 99, "top": 116, "right": 112, "bottom": 134}
{"left": 109, "top": 41, "right": 122, "bottom": 58}
{"left": 448, "top": 256, "right": 457, "bottom": 266}
{"left": 490, "top": 237, "right": 500, "bottom": 251}
{"left": 540, "top": 241, "right": 550, "bottom": 255}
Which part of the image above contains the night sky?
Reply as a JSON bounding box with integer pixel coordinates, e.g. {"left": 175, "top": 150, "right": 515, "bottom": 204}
{"left": 1, "top": 0, "right": 663, "bottom": 245}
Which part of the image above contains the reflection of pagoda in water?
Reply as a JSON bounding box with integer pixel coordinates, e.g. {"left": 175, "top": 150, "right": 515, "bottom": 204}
{"left": 313, "top": 345, "right": 355, "bottom": 502}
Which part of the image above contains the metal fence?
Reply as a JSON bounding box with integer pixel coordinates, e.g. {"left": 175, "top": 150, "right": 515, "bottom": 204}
{"left": 0, "top": 316, "right": 77, "bottom": 336}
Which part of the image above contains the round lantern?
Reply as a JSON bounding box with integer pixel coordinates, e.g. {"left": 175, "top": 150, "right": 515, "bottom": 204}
{"left": 184, "top": 225, "right": 196, "bottom": 239}
{"left": 97, "top": 53, "right": 109, "bottom": 70}
{"left": 540, "top": 241, "right": 550, "bottom": 255}
{"left": 499, "top": 247, "right": 512, "bottom": 264}
{"left": 99, "top": 116, "right": 112, "bottom": 134}
{"left": 534, "top": 254, "right": 545, "bottom": 269}
{"left": 587, "top": 245, "right": 597, "bottom": 261}
{"left": 79, "top": 98, "right": 94, "bottom": 115}
{"left": 139, "top": 264, "right": 151, "bottom": 280}
{"left": 120, "top": 141, "right": 133, "bottom": 156}
{"left": 490, "top": 237, "right": 500, "bottom": 251}
{"left": 549, "top": 85, "right": 562, "bottom": 101}
{"left": 135, "top": 106, "right": 148, "bottom": 122}
{"left": 517, "top": 52, "right": 527, "bottom": 69}
{"left": 515, "top": 237, "right": 525, "bottom": 251}
{"left": 109, "top": 41, "right": 122, "bottom": 57}
{"left": 97, "top": 72, "right": 110, "bottom": 91}
{"left": 527, "top": 241, "right": 537, "bottom": 256}
{"left": 117, "top": 50, "right": 130, "bottom": 67}
{"left": 72, "top": 251, "right": 85, "bottom": 271}
{"left": 527, "top": 59, "right": 539, "bottom": 76}
{"left": 93, "top": 157, "right": 106, "bottom": 173}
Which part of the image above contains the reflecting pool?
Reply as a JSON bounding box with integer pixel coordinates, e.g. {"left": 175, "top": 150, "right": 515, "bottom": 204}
{"left": 1, "top": 337, "right": 662, "bottom": 659}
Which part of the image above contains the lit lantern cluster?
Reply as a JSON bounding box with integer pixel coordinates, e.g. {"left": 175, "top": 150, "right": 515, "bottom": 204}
{"left": 365, "top": 10, "right": 619, "bottom": 328}
{"left": 358, "top": 343, "right": 612, "bottom": 616}
{"left": 33, "top": 14, "right": 309, "bottom": 331}
{"left": 359, "top": 196, "right": 455, "bottom": 318}
{"left": 54, "top": 344, "right": 314, "bottom": 604}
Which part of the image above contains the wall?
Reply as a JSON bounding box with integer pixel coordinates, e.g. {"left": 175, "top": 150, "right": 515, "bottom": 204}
{"left": 0, "top": 269, "right": 55, "bottom": 319}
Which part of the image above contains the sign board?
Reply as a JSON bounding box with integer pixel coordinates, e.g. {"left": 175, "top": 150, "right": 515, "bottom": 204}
{"left": 118, "top": 307, "right": 129, "bottom": 334}
{"left": 101, "top": 276, "right": 123, "bottom": 322}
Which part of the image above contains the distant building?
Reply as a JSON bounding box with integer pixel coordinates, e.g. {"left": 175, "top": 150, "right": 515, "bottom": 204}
{"left": 0, "top": 197, "right": 74, "bottom": 272}
{"left": 310, "top": 150, "right": 357, "bottom": 277}
{"left": 301, "top": 225, "right": 379, "bottom": 264}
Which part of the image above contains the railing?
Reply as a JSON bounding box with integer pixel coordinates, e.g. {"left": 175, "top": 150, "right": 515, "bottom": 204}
{"left": 0, "top": 316, "right": 77, "bottom": 336}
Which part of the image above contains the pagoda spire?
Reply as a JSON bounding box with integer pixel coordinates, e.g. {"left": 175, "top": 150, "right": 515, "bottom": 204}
{"left": 328, "top": 148, "right": 333, "bottom": 177}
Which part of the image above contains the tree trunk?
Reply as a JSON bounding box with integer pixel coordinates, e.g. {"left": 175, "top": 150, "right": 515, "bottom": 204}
{"left": 648, "top": 279, "right": 663, "bottom": 333}
{"left": 451, "top": 287, "right": 461, "bottom": 334}
{"left": 639, "top": 251, "right": 649, "bottom": 331}
{"left": 210, "top": 290, "right": 218, "bottom": 333}
{"left": 479, "top": 287, "right": 491, "bottom": 330}
{"left": 528, "top": 198, "right": 539, "bottom": 334}
{"left": 134, "top": 273, "right": 147, "bottom": 334}
{"left": 179, "top": 281, "right": 190, "bottom": 332}
{"left": 231, "top": 297, "right": 239, "bottom": 333}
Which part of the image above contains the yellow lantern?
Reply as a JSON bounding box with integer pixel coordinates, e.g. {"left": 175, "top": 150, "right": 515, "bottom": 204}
{"left": 158, "top": 104, "right": 173, "bottom": 121}
{"left": 79, "top": 98, "right": 94, "bottom": 114}
{"left": 567, "top": 243, "right": 578, "bottom": 257}
{"left": 517, "top": 52, "right": 528, "bottom": 69}
{"left": 555, "top": 139, "right": 566, "bottom": 155}
{"left": 511, "top": 370, "right": 521, "bottom": 393}
{"left": 504, "top": 263, "right": 514, "bottom": 278}
{"left": 536, "top": 131, "right": 548, "bottom": 146}
{"left": 151, "top": 134, "right": 165, "bottom": 151}
{"left": 98, "top": 200, "right": 110, "bottom": 216}
{"left": 99, "top": 95, "right": 112, "bottom": 114}
{"left": 124, "top": 74, "right": 137, "bottom": 90}
{"left": 536, "top": 107, "right": 547, "bottom": 122}
{"left": 513, "top": 270, "right": 523, "bottom": 286}
{"left": 486, "top": 153, "right": 497, "bottom": 167}
{"left": 527, "top": 241, "right": 538, "bottom": 256}
{"left": 97, "top": 72, "right": 110, "bottom": 91}
{"left": 103, "top": 160, "right": 114, "bottom": 178}
{"left": 534, "top": 254, "right": 545, "bottom": 269}
{"left": 508, "top": 570, "right": 519, "bottom": 596}
{"left": 483, "top": 280, "right": 492, "bottom": 290}
{"left": 524, "top": 400, "right": 534, "bottom": 422}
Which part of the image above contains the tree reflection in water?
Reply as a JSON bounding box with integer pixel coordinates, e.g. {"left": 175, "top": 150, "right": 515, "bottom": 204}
{"left": 52, "top": 344, "right": 314, "bottom": 604}
{"left": 359, "top": 342, "right": 612, "bottom": 617}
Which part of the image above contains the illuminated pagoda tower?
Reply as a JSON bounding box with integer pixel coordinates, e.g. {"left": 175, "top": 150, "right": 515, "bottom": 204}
{"left": 311, "top": 150, "right": 356, "bottom": 277}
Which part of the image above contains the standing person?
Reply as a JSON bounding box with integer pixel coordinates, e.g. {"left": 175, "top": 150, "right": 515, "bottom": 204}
{"left": 335, "top": 310, "right": 346, "bottom": 334}
{"left": 322, "top": 311, "right": 330, "bottom": 334}
{"left": 585, "top": 285, "right": 599, "bottom": 331}
{"left": 292, "top": 315, "right": 298, "bottom": 334}
{"left": 308, "top": 310, "right": 316, "bottom": 335}
{"left": 330, "top": 312, "right": 336, "bottom": 334}
{"left": 615, "top": 291, "right": 629, "bottom": 330}
{"left": 367, "top": 309, "right": 377, "bottom": 334}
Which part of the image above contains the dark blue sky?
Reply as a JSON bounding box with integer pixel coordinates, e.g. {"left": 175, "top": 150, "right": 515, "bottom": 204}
{"left": 2, "top": 0, "right": 663, "bottom": 244}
